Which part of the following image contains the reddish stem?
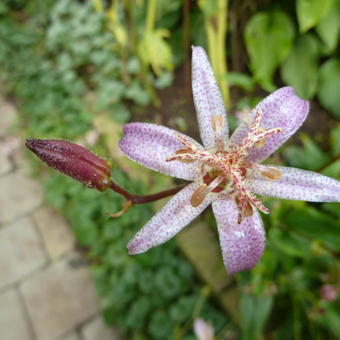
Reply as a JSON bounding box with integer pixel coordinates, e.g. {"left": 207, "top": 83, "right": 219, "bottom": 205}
{"left": 109, "top": 181, "right": 186, "bottom": 204}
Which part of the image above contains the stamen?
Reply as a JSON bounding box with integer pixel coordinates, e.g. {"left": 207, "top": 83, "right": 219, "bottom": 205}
{"left": 165, "top": 153, "right": 197, "bottom": 163}
{"left": 175, "top": 134, "right": 198, "bottom": 152}
{"left": 191, "top": 184, "right": 208, "bottom": 207}
{"left": 212, "top": 115, "right": 225, "bottom": 132}
{"left": 171, "top": 148, "right": 196, "bottom": 163}
{"left": 251, "top": 108, "right": 263, "bottom": 130}
{"left": 191, "top": 175, "right": 224, "bottom": 207}
{"left": 255, "top": 128, "right": 266, "bottom": 147}
{"left": 176, "top": 148, "right": 193, "bottom": 154}
{"left": 261, "top": 166, "right": 282, "bottom": 180}
{"left": 244, "top": 201, "right": 253, "bottom": 217}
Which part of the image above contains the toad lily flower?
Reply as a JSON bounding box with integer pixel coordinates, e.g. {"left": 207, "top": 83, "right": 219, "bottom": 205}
{"left": 119, "top": 46, "right": 340, "bottom": 274}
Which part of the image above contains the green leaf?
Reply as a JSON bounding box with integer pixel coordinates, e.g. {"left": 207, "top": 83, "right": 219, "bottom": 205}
{"left": 296, "top": 0, "right": 334, "bottom": 33}
{"left": 227, "top": 72, "right": 255, "bottom": 92}
{"left": 125, "top": 81, "right": 150, "bottom": 106}
{"left": 318, "top": 58, "right": 340, "bottom": 118}
{"left": 330, "top": 125, "right": 340, "bottom": 156}
{"left": 244, "top": 10, "right": 295, "bottom": 91}
{"left": 109, "top": 103, "right": 130, "bottom": 123}
{"left": 316, "top": 1, "right": 340, "bottom": 52}
{"left": 316, "top": 304, "right": 340, "bottom": 337}
{"left": 270, "top": 229, "right": 311, "bottom": 258}
{"left": 281, "top": 34, "right": 320, "bottom": 99}
{"left": 283, "top": 206, "right": 340, "bottom": 251}
{"left": 137, "top": 30, "right": 173, "bottom": 75}
{"left": 321, "top": 159, "right": 340, "bottom": 180}
{"left": 284, "top": 133, "right": 329, "bottom": 171}
{"left": 240, "top": 293, "right": 273, "bottom": 340}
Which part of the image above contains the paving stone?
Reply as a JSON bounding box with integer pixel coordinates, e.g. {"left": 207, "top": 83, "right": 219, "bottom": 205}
{"left": 0, "top": 289, "right": 34, "bottom": 340}
{"left": 0, "top": 101, "right": 17, "bottom": 137}
{"left": 0, "top": 217, "right": 47, "bottom": 289}
{"left": 21, "top": 252, "right": 99, "bottom": 340}
{"left": 33, "top": 206, "right": 75, "bottom": 260}
{"left": 58, "top": 331, "right": 81, "bottom": 340}
{"left": 0, "top": 153, "right": 12, "bottom": 176}
{"left": 0, "top": 170, "right": 43, "bottom": 224}
{"left": 81, "top": 315, "right": 121, "bottom": 340}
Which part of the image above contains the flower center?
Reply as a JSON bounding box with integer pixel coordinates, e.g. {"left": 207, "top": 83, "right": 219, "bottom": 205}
{"left": 166, "top": 108, "right": 282, "bottom": 222}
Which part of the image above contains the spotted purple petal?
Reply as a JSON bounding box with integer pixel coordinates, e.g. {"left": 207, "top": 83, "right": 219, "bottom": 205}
{"left": 119, "top": 122, "right": 202, "bottom": 180}
{"left": 128, "top": 182, "right": 214, "bottom": 254}
{"left": 249, "top": 166, "right": 340, "bottom": 202}
{"left": 192, "top": 46, "right": 228, "bottom": 149}
{"left": 212, "top": 194, "right": 265, "bottom": 274}
{"left": 229, "top": 87, "right": 309, "bottom": 163}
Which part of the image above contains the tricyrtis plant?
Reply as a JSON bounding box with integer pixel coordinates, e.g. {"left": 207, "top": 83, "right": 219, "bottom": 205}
{"left": 27, "top": 46, "right": 340, "bottom": 275}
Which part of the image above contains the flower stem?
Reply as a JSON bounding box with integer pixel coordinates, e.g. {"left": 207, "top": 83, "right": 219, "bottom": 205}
{"left": 109, "top": 180, "right": 185, "bottom": 204}
{"left": 146, "top": 0, "right": 157, "bottom": 32}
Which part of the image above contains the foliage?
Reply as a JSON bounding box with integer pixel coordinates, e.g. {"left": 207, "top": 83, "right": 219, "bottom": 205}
{"left": 232, "top": 123, "right": 340, "bottom": 339}
{"left": 0, "top": 1, "right": 229, "bottom": 339}
{"left": 244, "top": 0, "right": 340, "bottom": 118}
{"left": 1, "top": 0, "right": 340, "bottom": 339}
{"left": 44, "top": 168, "right": 228, "bottom": 339}
{"left": 244, "top": 10, "right": 295, "bottom": 92}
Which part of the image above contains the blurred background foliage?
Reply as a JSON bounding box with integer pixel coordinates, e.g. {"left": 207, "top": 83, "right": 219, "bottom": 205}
{"left": 1, "top": 0, "right": 340, "bottom": 339}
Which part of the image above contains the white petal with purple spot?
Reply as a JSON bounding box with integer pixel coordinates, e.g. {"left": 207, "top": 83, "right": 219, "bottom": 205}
{"left": 192, "top": 46, "right": 228, "bottom": 149}
{"left": 229, "top": 87, "right": 309, "bottom": 162}
{"left": 212, "top": 195, "right": 265, "bottom": 274}
{"left": 119, "top": 122, "right": 202, "bottom": 180}
{"left": 128, "top": 182, "right": 214, "bottom": 254}
{"left": 249, "top": 166, "right": 340, "bottom": 202}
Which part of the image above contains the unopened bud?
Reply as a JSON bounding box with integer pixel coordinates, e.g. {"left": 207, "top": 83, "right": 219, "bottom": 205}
{"left": 25, "top": 139, "right": 111, "bottom": 191}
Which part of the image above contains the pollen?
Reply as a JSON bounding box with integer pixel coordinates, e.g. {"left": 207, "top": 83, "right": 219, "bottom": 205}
{"left": 255, "top": 128, "right": 266, "bottom": 147}
{"left": 261, "top": 167, "right": 282, "bottom": 180}
{"left": 191, "top": 184, "right": 208, "bottom": 207}
{"left": 212, "top": 115, "right": 225, "bottom": 132}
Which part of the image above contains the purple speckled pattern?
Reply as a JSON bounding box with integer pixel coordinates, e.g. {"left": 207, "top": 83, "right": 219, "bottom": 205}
{"left": 127, "top": 182, "right": 214, "bottom": 254}
{"left": 192, "top": 46, "right": 228, "bottom": 149}
{"left": 249, "top": 166, "right": 340, "bottom": 202}
{"left": 25, "top": 139, "right": 111, "bottom": 191}
{"left": 118, "top": 46, "right": 340, "bottom": 275}
{"left": 119, "top": 122, "right": 202, "bottom": 180}
{"left": 212, "top": 195, "right": 265, "bottom": 275}
{"left": 229, "top": 87, "right": 309, "bottom": 163}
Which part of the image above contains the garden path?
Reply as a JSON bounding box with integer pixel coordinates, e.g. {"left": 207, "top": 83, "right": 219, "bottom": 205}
{"left": 0, "top": 93, "right": 120, "bottom": 340}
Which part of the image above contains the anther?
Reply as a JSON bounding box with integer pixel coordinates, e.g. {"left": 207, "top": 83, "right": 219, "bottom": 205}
{"left": 261, "top": 166, "right": 282, "bottom": 180}
{"left": 190, "top": 175, "right": 224, "bottom": 207}
{"left": 191, "top": 184, "right": 208, "bottom": 207}
{"left": 255, "top": 128, "right": 266, "bottom": 147}
{"left": 212, "top": 115, "right": 225, "bottom": 132}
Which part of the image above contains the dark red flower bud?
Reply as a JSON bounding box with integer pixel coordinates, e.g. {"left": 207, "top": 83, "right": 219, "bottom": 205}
{"left": 25, "top": 139, "right": 111, "bottom": 191}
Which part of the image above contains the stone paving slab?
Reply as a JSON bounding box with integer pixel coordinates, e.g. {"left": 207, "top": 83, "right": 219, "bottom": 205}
{"left": 0, "top": 288, "right": 34, "bottom": 340}
{"left": 0, "top": 170, "right": 43, "bottom": 224}
{"left": 58, "top": 331, "right": 81, "bottom": 340}
{"left": 0, "top": 217, "right": 47, "bottom": 289}
{"left": 0, "top": 101, "right": 17, "bottom": 137}
{"left": 0, "top": 152, "right": 12, "bottom": 176}
{"left": 81, "top": 315, "right": 121, "bottom": 340}
{"left": 33, "top": 206, "right": 75, "bottom": 261}
{"left": 20, "top": 252, "right": 99, "bottom": 340}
